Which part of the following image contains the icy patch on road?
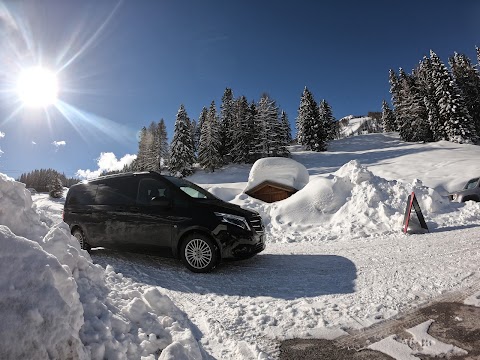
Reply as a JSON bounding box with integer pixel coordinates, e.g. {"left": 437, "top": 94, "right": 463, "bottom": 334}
{"left": 369, "top": 320, "right": 467, "bottom": 359}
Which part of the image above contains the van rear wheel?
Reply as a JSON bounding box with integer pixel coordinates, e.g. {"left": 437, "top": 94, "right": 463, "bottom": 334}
{"left": 181, "top": 234, "right": 219, "bottom": 273}
{"left": 72, "top": 228, "right": 91, "bottom": 253}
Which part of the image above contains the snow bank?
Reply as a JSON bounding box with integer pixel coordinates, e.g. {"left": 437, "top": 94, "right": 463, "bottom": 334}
{"left": 234, "top": 160, "right": 479, "bottom": 242}
{"left": 244, "top": 157, "right": 309, "bottom": 192}
{"left": 0, "top": 173, "right": 48, "bottom": 240}
{"left": 0, "top": 174, "right": 201, "bottom": 359}
{"left": 0, "top": 225, "right": 87, "bottom": 359}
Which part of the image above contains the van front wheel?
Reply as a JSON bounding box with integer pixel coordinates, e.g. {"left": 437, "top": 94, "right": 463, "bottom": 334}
{"left": 181, "top": 234, "right": 219, "bottom": 273}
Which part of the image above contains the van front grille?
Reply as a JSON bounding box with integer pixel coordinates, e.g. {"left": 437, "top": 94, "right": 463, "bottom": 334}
{"left": 249, "top": 215, "right": 264, "bottom": 234}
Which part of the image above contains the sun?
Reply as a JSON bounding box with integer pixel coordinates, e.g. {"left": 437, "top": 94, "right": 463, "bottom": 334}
{"left": 17, "top": 66, "right": 59, "bottom": 108}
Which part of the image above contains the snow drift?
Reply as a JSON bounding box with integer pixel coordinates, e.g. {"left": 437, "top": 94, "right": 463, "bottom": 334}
{"left": 235, "top": 160, "right": 480, "bottom": 242}
{"left": 0, "top": 174, "right": 201, "bottom": 359}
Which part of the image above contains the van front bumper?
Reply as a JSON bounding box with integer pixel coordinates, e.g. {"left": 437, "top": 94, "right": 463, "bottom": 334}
{"left": 213, "top": 224, "right": 265, "bottom": 259}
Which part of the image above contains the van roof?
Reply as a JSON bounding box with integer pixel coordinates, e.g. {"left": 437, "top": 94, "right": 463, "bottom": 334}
{"left": 83, "top": 171, "right": 161, "bottom": 184}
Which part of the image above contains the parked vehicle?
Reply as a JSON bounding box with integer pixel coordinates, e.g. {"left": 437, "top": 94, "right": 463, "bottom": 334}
{"left": 63, "top": 172, "right": 265, "bottom": 272}
{"left": 449, "top": 177, "right": 480, "bottom": 202}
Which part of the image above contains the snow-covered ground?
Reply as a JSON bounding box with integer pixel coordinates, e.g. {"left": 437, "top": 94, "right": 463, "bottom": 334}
{"left": 2, "top": 132, "right": 480, "bottom": 359}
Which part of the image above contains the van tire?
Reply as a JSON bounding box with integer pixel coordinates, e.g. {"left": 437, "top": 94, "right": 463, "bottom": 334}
{"left": 181, "top": 234, "right": 219, "bottom": 273}
{"left": 72, "top": 228, "right": 92, "bottom": 253}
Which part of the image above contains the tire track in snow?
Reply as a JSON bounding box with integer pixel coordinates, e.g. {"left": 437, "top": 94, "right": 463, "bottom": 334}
{"left": 105, "top": 252, "right": 281, "bottom": 359}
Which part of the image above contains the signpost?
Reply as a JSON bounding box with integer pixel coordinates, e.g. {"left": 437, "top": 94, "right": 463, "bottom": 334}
{"left": 403, "top": 192, "right": 429, "bottom": 234}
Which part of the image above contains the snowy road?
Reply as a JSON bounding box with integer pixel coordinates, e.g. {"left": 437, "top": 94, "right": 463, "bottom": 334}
{"left": 92, "top": 226, "right": 480, "bottom": 359}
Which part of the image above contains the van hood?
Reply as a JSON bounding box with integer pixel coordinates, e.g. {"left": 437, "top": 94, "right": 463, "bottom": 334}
{"left": 197, "top": 199, "right": 257, "bottom": 218}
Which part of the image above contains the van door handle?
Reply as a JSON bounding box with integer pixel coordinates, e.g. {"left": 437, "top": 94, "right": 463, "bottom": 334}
{"left": 129, "top": 206, "right": 140, "bottom": 212}
{"left": 115, "top": 206, "right": 126, "bottom": 211}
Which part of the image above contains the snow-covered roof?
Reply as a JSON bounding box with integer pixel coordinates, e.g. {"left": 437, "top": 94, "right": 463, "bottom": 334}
{"left": 244, "top": 157, "right": 309, "bottom": 193}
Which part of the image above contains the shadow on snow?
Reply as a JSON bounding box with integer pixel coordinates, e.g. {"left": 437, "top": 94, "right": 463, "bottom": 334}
{"left": 92, "top": 250, "right": 357, "bottom": 300}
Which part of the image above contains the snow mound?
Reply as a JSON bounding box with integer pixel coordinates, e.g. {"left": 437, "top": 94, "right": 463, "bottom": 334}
{"left": 244, "top": 157, "right": 309, "bottom": 192}
{"left": 0, "top": 225, "right": 87, "bottom": 359}
{"left": 236, "top": 160, "right": 466, "bottom": 242}
{"left": 0, "top": 173, "right": 49, "bottom": 240}
{"left": 0, "top": 173, "right": 201, "bottom": 359}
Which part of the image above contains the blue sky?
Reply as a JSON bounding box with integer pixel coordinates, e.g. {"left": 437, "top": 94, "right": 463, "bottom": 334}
{"left": 0, "top": 0, "right": 479, "bottom": 178}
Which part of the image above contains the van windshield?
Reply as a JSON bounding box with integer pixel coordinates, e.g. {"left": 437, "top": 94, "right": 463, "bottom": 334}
{"left": 464, "top": 178, "right": 479, "bottom": 190}
{"left": 165, "top": 176, "right": 218, "bottom": 199}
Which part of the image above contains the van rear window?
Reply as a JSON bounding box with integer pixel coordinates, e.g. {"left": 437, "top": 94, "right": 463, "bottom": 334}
{"left": 66, "top": 185, "right": 98, "bottom": 205}
{"left": 95, "top": 180, "right": 137, "bottom": 205}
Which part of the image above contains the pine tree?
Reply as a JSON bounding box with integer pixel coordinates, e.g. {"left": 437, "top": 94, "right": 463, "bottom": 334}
{"left": 417, "top": 56, "right": 443, "bottom": 141}
{"left": 296, "top": 87, "right": 319, "bottom": 146}
{"left": 296, "top": 87, "right": 327, "bottom": 151}
{"left": 477, "top": 46, "right": 480, "bottom": 65}
{"left": 49, "top": 175, "right": 64, "bottom": 198}
{"left": 389, "top": 69, "right": 402, "bottom": 131}
{"left": 248, "top": 102, "right": 258, "bottom": 162}
{"left": 136, "top": 126, "right": 148, "bottom": 170}
{"left": 449, "top": 52, "right": 480, "bottom": 137}
{"left": 253, "top": 93, "right": 280, "bottom": 158}
{"left": 277, "top": 110, "right": 291, "bottom": 156}
{"left": 381, "top": 100, "right": 396, "bottom": 132}
{"left": 319, "top": 99, "right": 336, "bottom": 142}
{"left": 430, "top": 50, "right": 477, "bottom": 143}
{"left": 169, "top": 104, "right": 195, "bottom": 177}
{"left": 143, "top": 121, "right": 158, "bottom": 171}
{"left": 231, "top": 96, "right": 254, "bottom": 163}
{"left": 219, "top": 88, "right": 235, "bottom": 164}
{"left": 194, "top": 108, "right": 208, "bottom": 158}
{"left": 198, "top": 101, "right": 222, "bottom": 172}
{"left": 409, "top": 67, "right": 433, "bottom": 142}
{"left": 157, "top": 119, "right": 169, "bottom": 172}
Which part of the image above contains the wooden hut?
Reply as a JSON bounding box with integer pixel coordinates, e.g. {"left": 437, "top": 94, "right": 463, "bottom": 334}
{"left": 245, "top": 180, "right": 297, "bottom": 203}
{"left": 244, "top": 157, "right": 309, "bottom": 203}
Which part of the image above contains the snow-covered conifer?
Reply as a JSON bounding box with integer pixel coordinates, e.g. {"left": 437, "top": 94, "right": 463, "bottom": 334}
{"left": 253, "top": 93, "right": 280, "bottom": 157}
{"left": 49, "top": 175, "right": 64, "bottom": 198}
{"left": 449, "top": 52, "right": 480, "bottom": 137}
{"left": 381, "top": 100, "right": 396, "bottom": 132}
{"left": 220, "top": 88, "right": 235, "bottom": 163}
{"left": 319, "top": 99, "right": 336, "bottom": 142}
{"left": 198, "top": 101, "right": 222, "bottom": 172}
{"left": 296, "top": 87, "right": 319, "bottom": 146}
{"left": 231, "top": 96, "right": 254, "bottom": 163}
{"left": 136, "top": 127, "right": 148, "bottom": 171}
{"left": 169, "top": 104, "right": 195, "bottom": 177}
{"left": 157, "top": 119, "right": 169, "bottom": 172}
{"left": 430, "top": 50, "right": 477, "bottom": 143}
{"left": 195, "top": 107, "right": 208, "bottom": 157}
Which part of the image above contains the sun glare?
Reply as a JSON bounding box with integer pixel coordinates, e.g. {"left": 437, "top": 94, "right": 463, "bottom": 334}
{"left": 17, "top": 66, "right": 59, "bottom": 107}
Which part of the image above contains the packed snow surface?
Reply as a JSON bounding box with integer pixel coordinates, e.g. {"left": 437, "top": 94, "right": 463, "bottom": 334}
{"left": 2, "top": 132, "right": 480, "bottom": 360}
{"left": 244, "top": 157, "right": 309, "bottom": 192}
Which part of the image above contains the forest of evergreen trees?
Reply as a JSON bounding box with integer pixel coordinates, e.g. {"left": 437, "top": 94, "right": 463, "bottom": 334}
{"left": 17, "top": 169, "right": 79, "bottom": 192}
{"left": 122, "top": 88, "right": 338, "bottom": 177}
{"left": 382, "top": 47, "right": 480, "bottom": 144}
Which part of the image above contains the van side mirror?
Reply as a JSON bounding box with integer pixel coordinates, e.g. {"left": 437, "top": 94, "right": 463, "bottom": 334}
{"left": 151, "top": 196, "right": 171, "bottom": 207}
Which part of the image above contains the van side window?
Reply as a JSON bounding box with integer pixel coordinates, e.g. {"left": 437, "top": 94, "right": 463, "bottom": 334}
{"left": 137, "top": 178, "right": 169, "bottom": 205}
{"left": 95, "top": 179, "right": 137, "bottom": 205}
{"left": 66, "top": 184, "right": 98, "bottom": 205}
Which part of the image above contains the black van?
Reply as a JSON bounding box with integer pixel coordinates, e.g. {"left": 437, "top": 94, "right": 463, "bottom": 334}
{"left": 63, "top": 172, "right": 265, "bottom": 272}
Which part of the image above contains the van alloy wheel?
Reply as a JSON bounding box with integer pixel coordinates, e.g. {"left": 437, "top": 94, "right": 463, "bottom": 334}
{"left": 181, "top": 235, "right": 218, "bottom": 273}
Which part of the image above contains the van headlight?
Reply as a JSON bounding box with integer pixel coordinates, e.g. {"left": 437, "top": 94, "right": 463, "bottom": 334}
{"left": 215, "top": 212, "right": 251, "bottom": 231}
